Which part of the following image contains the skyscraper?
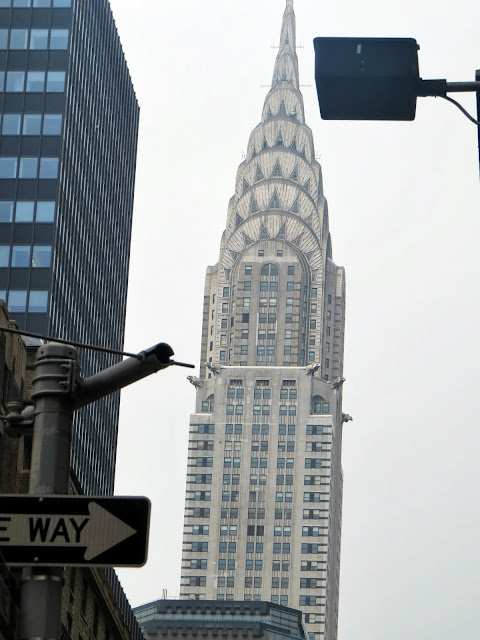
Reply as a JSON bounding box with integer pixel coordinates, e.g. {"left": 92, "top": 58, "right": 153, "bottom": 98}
{"left": 180, "top": 3, "right": 346, "bottom": 640}
{"left": 0, "top": 0, "right": 139, "bottom": 495}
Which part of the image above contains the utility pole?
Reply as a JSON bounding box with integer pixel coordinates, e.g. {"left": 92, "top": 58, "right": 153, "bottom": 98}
{"left": 3, "top": 340, "right": 188, "bottom": 640}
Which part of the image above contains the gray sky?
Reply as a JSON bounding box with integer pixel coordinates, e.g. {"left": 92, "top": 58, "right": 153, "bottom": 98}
{"left": 108, "top": 1, "right": 480, "bottom": 638}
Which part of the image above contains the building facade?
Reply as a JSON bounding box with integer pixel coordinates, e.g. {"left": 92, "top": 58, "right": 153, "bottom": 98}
{"left": 180, "top": 3, "right": 346, "bottom": 640}
{"left": 133, "top": 599, "right": 308, "bottom": 640}
{"left": 0, "top": 0, "right": 139, "bottom": 496}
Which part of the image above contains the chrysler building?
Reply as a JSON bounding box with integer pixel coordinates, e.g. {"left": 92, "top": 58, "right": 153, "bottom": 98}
{"left": 181, "top": 3, "right": 346, "bottom": 640}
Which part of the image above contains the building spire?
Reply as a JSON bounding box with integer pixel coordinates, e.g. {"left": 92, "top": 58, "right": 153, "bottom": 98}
{"left": 271, "top": 0, "right": 299, "bottom": 90}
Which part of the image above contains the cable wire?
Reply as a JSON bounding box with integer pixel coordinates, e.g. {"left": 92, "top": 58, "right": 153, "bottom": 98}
{"left": 434, "top": 95, "right": 480, "bottom": 125}
{"left": 0, "top": 325, "right": 142, "bottom": 359}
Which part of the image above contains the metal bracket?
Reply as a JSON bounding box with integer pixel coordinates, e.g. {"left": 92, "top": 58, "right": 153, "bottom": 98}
{"left": 3, "top": 401, "right": 34, "bottom": 437}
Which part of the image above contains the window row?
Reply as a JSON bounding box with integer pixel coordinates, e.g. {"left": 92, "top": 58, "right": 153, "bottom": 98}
{"left": 278, "top": 441, "right": 295, "bottom": 452}
{"left": 244, "top": 577, "right": 262, "bottom": 587}
{"left": 195, "top": 524, "right": 327, "bottom": 538}
{"left": 299, "top": 596, "right": 321, "bottom": 606}
{"left": 0, "top": 289, "right": 48, "bottom": 312}
{"left": 0, "top": 70, "right": 66, "bottom": 93}
{"left": 0, "top": 200, "right": 55, "bottom": 223}
{"left": 225, "top": 423, "right": 243, "bottom": 434}
{"left": 195, "top": 422, "right": 322, "bottom": 437}
{"left": 255, "top": 345, "right": 275, "bottom": 354}
{"left": 226, "top": 388, "right": 244, "bottom": 398}
{"left": 1, "top": 113, "right": 63, "bottom": 136}
{"left": 227, "top": 406, "right": 299, "bottom": 420}
{"left": 0, "top": 28, "right": 69, "bottom": 50}
{"left": 226, "top": 404, "right": 244, "bottom": 415}
{"left": 223, "top": 457, "right": 240, "bottom": 468}
{"left": 304, "top": 492, "right": 328, "bottom": 503}
{"left": 0, "top": 0, "right": 71, "bottom": 6}
{"left": 222, "top": 474, "right": 239, "bottom": 485}
{"left": 0, "top": 157, "right": 59, "bottom": 179}
{"left": 191, "top": 525, "right": 209, "bottom": 535}
{"left": 0, "top": 244, "right": 51, "bottom": 268}
{"left": 223, "top": 541, "right": 293, "bottom": 554}
{"left": 271, "top": 578, "right": 290, "bottom": 588}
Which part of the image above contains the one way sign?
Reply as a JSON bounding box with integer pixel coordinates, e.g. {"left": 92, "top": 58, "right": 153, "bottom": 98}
{"left": 0, "top": 495, "right": 150, "bottom": 567}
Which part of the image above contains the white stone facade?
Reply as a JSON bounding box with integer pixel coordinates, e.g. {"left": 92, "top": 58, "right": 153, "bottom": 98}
{"left": 181, "top": 4, "right": 346, "bottom": 640}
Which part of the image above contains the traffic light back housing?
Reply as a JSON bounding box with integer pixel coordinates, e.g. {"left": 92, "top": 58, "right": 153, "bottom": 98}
{"left": 314, "top": 37, "right": 420, "bottom": 120}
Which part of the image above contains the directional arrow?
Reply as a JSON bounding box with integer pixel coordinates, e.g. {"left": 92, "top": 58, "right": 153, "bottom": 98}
{"left": 0, "top": 495, "right": 150, "bottom": 567}
{"left": 83, "top": 502, "right": 137, "bottom": 560}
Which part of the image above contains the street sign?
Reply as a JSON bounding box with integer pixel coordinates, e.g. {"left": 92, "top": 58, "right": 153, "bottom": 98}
{"left": 0, "top": 495, "right": 150, "bottom": 567}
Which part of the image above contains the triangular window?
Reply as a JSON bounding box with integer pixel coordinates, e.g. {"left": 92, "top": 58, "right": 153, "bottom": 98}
{"left": 292, "top": 233, "right": 303, "bottom": 247}
{"left": 255, "top": 165, "right": 265, "bottom": 182}
{"left": 289, "top": 196, "right": 299, "bottom": 214}
{"left": 289, "top": 165, "right": 298, "bottom": 181}
{"left": 276, "top": 130, "right": 284, "bottom": 146}
{"left": 279, "top": 100, "right": 286, "bottom": 116}
{"left": 243, "top": 232, "right": 253, "bottom": 246}
{"left": 304, "top": 252, "right": 314, "bottom": 262}
{"left": 290, "top": 138, "right": 296, "bottom": 151}
{"left": 242, "top": 178, "right": 250, "bottom": 193}
{"left": 250, "top": 196, "right": 260, "bottom": 213}
{"left": 269, "top": 190, "right": 280, "bottom": 209}
{"left": 236, "top": 213, "right": 244, "bottom": 227}
{"left": 303, "top": 179, "right": 310, "bottom": 194}
{"left": 305, "top": 214, "right": 313, "bottom": 227}
{"left": 230, "top": 250, "right": 239, "bottom": 261}
{"left": 262, "top": 137, "right": 268, "bottom": 150}
{"left": 277, "top": 224, "right": 286, "bottom": 240}
{"left": 272, "top": 159, "right": 282, "bottom": 177}
{"left": 260, "top": 224, "right": 269, "bottom": 240}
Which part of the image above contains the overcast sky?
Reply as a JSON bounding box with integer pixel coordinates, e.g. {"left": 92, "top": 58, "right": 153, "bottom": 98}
{"left": 108, "top": 1, "right": 480, "bottom": 638}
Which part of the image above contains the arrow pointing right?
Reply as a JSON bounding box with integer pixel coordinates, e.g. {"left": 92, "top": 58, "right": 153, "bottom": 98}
{"left": 83, "top": 502, "right": 137, "bottom": 561}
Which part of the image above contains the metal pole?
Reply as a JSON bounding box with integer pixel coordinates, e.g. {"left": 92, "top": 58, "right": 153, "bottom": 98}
{"left": 476, "top": 70, "right": 480, "bottom": 179}
{"left": 19, "top": 343, "right": 78, "bottom": 640}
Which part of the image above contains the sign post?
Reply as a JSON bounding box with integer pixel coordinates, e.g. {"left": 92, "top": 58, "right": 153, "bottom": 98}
{"left": 2, "top": 340, "right": 187, "bottom": 640}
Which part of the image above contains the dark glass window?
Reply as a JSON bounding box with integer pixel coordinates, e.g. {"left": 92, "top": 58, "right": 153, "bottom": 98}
{"left": 30, "top": 29, "right": 49, "bottom": 49}
{"left": 0, "top": 202, "right": 14, "bottom": 222}
{"left": 50, "top": 29, "right": 69, "bottom": 49}
{"left": 23, "top": 114, "right": 42, "bottom": 135}
{"left": 39, "top": 158, "right": 59, "bottom": 178}
{"left": 2, "top": 114, "right": 21, "bottom": 135}
{"left": 0, "top": 158, "right": 18, "bottom": 179}
{"left": 46, "top": 71, "right": 66, "bottom": 92}
{"left": 19, "top": 158, "right": 38, "bottom": 179}
{"left": 43, "top": 114, "right": 63, "bottom": 135}
{"left": 10, "top": 29, "right": 29, "bottom": 50}
{"left": 36, "top": 202, "right": 55, "bottom": 222}
{"left": 6, "top": 72, "right": 25, "bottom": 92}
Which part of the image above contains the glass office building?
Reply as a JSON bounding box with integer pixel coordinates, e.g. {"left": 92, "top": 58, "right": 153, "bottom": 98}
{"left": 0, "top": 0, "right": 139, "bottom": 496}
